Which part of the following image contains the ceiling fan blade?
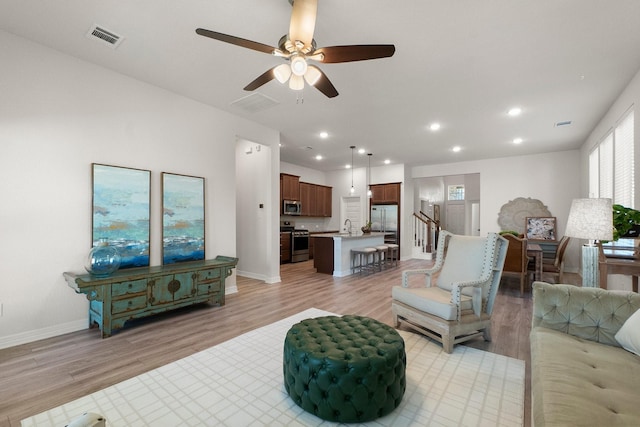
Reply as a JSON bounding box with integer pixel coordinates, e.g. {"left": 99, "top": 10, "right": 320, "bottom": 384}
{"left": 289, "top": 0, "right": 317, "bottom": 49}
{"left": 196, "top": 28, "right": 276, "bottom": 55}
{"left": 305, "top": 66, "right": 338, "bottom": 98}
{"left": 243, "top": 67, "right": 277, "bottom": 91}
{"left": 315, "top": 44, "right": 396, "bottom": 63}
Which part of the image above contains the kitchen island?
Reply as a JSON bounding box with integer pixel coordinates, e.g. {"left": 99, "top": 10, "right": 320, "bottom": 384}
{"left": 313, "top": 232, "right": 387, "bottom": 277}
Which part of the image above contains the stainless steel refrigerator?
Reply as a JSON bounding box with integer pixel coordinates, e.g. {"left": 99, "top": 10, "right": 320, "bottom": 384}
{"left": 370, "top": 204, "right": 398, "bottom": 245}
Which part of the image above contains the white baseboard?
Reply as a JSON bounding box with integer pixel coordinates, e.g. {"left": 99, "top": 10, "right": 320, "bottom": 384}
{"left": 237, "top": 270, "right": 281, "bottom": 284}
{"left": 0, "top": 319, "right": 87, "bottom": 350}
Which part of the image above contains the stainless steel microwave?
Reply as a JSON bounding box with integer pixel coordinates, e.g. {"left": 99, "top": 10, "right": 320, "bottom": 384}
{"left": 283, "top": 200, "right": 301, "bottom": 215}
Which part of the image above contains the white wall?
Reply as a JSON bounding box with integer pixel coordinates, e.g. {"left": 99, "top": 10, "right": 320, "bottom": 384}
{"left": 0, "top": 31, "right": 279, "bottom": 348}
{"left": 411, "top": 150, "right": 582, "bottom": 268}
{"left": 236, "top": 140, "right": 280, "bottom": 283}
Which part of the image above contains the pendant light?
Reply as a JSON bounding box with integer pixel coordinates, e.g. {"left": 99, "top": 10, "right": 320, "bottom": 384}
{"left": 349, "top": 145, "right": 355, "bottom": 194}
{"left": 367, "top": 153, "right": 373, "bottom": 198}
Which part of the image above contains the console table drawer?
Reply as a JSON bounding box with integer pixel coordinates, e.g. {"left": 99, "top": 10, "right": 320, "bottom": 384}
{"left": 112, "top": 295, "right": 147, "bottom": 314}
{"left": 112, "top": 279, "right": 148, "bottom": 297}
{"left": 198, "top": 280, "right": 221, "bottom": 295}
{"left": 199, "top": 268, "right": 221, "bottom": 281}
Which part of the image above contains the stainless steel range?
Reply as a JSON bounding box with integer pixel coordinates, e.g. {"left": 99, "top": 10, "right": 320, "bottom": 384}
{"left": 291, "top": 229, "right": 310, "bottom": 263}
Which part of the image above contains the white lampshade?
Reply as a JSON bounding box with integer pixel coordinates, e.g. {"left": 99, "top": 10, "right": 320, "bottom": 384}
{"left": 274, "top": 63, "right": 292, "bottom": 84}
{"left": 304, "top": 65, "right": 322, "bottom": 86}
{"left": 288, "top": 74, "right": 304, "bottom": 91}
{"left": 565, "top": 198, "right": 613, "bottom": 242}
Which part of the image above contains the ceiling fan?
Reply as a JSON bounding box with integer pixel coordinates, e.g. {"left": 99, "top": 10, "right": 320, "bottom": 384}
{"left": 196, "top": 0, "right": 395, "bottom": 98}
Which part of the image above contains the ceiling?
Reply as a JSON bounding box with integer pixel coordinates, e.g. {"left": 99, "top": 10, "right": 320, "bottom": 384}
{"left": 2, "top": 0, "right": 640, "bottom": 171}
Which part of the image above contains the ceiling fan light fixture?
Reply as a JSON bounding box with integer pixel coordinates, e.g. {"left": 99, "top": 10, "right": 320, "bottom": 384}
{"left": 289, "top": 74, "right": 305, "bottom": 90}
{"left": 274, "top": 64, "right": 292, "bottom": 83}
{"left": 290, "top": 56, "right": 308, "bottom": 76}
{"left": 304, "top": 66, "right": 322, "bottom": 86}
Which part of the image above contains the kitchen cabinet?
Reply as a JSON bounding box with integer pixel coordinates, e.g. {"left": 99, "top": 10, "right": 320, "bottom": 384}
{"left": 317, "top": 185, "right": 332, "bottom": 217}
{"left": 370, "top": 183, "right": 400, "bottom": 204}
{"left": 300, "top": 182, "right": 317, "bottom": 216}
{"left": 300, "top": 182, "right": 332, "bottom": 217}
{"left": 280, "top": 232, "right": 292, "bottom": 264}
{"left": 281, "top": 174, "right": 300, "bottom": 201}
{"left": 64, "top": 256, "right": 238, "bottom": 338}
{"left": 280, "top": 174, "right": 332, "bottom": 217}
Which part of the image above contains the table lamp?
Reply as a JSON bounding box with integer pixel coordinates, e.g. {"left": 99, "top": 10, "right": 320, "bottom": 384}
{"left": 564, "top": 198, "right": 613, "bottom": 287}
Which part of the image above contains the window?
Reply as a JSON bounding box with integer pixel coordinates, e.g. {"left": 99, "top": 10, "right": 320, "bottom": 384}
{"left": 448, "top": 185, "right": 465, "bottom": 201}
{"left": 589, "top": 108, "right": 634, "bottom": 208}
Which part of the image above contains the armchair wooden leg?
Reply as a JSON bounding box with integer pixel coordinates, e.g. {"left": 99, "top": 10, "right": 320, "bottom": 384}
{"left": 442, "top": 334, "right": 454, "bottom": 354}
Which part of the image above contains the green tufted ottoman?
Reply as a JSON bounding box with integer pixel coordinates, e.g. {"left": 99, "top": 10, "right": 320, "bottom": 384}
{"left": 283, "top": 315, "right": 406, "bottom": 423}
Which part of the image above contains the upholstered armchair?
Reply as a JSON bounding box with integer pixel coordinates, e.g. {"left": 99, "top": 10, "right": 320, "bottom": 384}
{"left": 391, "top": 231, "right": 508, "bottom": 353}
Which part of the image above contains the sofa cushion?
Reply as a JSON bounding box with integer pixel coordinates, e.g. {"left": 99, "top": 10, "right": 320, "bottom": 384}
{"left": 531, "top": 326, "right": 640, "bottom": 426}
{"left": 615, "top": 308, "right": 640, "bottom": 356}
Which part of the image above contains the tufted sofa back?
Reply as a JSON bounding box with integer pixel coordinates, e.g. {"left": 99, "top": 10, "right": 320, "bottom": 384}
{"left": 532, "top": 282, "right": 640, "bottom": 346}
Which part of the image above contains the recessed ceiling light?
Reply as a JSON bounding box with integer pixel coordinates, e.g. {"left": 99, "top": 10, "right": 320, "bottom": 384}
{"left": 319, "top": 131, "right": 328, "bottom": 139}
{"left": 384, "top": 159, "right": 391, "bottom": 164}
{"left": 513, "top": 137, "right": 523, "bottom": 144}
{"left": 315, "top": 155, "right": 323, "bottom": 160}
{"left": 452, "top": 146, "right": 461, "bottom": 152}
{"left": 358, "top": 148, "right": 366, "bottom": 154}
{"left": 345, "top": 164, "right": 351, "bottom": 169}
{"left": 430, "top": 122, "right": 441, "bottom": 131}
{"left": 508, "top": 107, "right": 522, "bottom": 117}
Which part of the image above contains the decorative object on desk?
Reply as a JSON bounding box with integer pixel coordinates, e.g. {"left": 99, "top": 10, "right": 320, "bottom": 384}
{"left": 85, "top": 238, "right": 121, "bottom": 277}
{"left": 498, "top": 197, "right": 551, "bottom": 234}
{"left": 565, "top": 198, "right": 613, "bottom": 287}
{"left": 91, "top": 164, "right": 150, "bottom": 269}
{"left": 361, "top": 221, "right": 372, "bottom": 233}
{"left": 499, "top": 230, "right": 520, "bottom": 237}
{"left": 612, "top": 204, "right": 640, "bottom": 240}
{"left": 162, "top": 173, "right": 205, "bottom": 264}
{"left": 525, "top": 217, "right": 557, "bottom": 241}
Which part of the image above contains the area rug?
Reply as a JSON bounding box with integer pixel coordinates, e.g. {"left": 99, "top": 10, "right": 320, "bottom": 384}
{"left": 22, "top": 309, "right": 524, "bottom": 426}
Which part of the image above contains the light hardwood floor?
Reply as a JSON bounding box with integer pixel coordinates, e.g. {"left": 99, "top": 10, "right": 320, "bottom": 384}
{"left": 0, "top": 259, "right": 577, "bottom": 426}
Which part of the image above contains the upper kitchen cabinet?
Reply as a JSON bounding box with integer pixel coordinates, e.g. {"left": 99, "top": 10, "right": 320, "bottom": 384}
{"left": 300, "top": 182, "right": 316, "bottom": 216}
{"left": 300, "top": 182, "right": 332, "bottom": 217}
{"left": 370, "top": 183, "right": 401, "bottom": 204}
{"left": 281, "top": 174, "right": 300, "bottom": 201}
{"left": 317, "top": 185, "right": 332, "bottom": 217}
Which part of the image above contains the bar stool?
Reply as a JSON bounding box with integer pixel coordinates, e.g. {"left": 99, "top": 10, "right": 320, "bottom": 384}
{"left": 374, "top": 245, "right": 389, "bottom": 271}
{"left": 386, "top": 243, "right": 399, "bottom": 267}
{"left": 351, "top": 247, "right": 377, "bottom": 275}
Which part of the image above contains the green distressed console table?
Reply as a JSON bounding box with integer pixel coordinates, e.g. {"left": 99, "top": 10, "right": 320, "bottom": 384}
{"left": 64, "top": 255, "right": 238, "bottom": 338}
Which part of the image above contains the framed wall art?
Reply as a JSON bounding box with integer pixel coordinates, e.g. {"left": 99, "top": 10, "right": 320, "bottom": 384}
{"left": 91, "top": 163, "right": 151, "bottom": 269}
{"left": 162, "top": 172, "right": 205, "bottom": 264}
{"left": 525, "top": 216, "right": 557, "bottom": 241}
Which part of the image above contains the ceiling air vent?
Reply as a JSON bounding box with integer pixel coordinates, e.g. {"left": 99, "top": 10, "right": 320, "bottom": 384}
{"left": 555, "top": 120, "right": 572, "bottom": 127}
{"left": 230, "top": 93, "right": 280, "bottom": 113}
{"left": 87, "top": 24, "right": 124, "bottom": 48}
